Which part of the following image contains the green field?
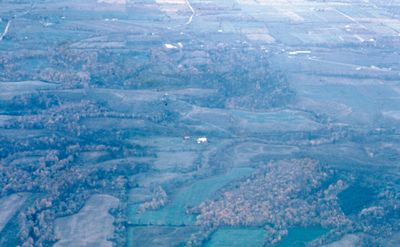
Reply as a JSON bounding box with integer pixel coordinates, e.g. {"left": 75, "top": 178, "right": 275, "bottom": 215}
{"left": 205, "top": 227, "right": 266, "bottom": 247}
{"left": 276, "top": 227, "right": 328, "bottom": 247}
{"left": 129, "top": 167, "right": 253, "bottom": 226}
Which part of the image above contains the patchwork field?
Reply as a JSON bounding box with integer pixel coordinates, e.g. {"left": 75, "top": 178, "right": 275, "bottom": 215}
{"left": 54, "top": 195, "right": 119, "bottom": 247}
{"left": 1, "top": 0, "right": 400, "bottom": 246}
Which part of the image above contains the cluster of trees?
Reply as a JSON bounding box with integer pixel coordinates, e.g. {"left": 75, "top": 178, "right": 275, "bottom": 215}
{"left": 186, "top": 158, "right": 400, "bottom": 246}
{"left": 193, "top": 159, "right": 350, "bottom": 244}
{"left": 0, "top": 137, "right": 143, "bottom": 246}
{"left": 138, "top": 186, "right": 168, "bottom": 212}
